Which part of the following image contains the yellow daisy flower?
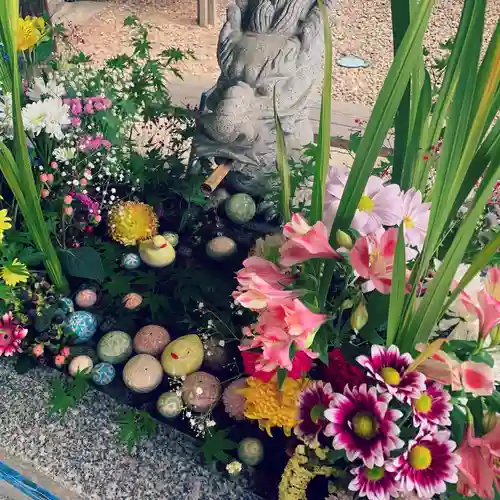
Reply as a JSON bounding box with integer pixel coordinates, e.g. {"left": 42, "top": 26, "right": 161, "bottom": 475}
{"left": 0, "top": 209, "right": 12, "bottom": 243}
{"left": 1, "top": 259, "right": 29, "bottom": 286}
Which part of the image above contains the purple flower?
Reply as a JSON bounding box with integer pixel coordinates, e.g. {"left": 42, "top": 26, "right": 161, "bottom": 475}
{"left": 324, "top": 384, "right": 404, "bottom": 468}
{"left": 357, "top": 345, "right": 425, "bottom": 403}
{"left": 348, "top": 464, "right": 398, "bottom": 500}
{"left": 294, "top": 381, "right": 334, "bottom": 446}
{"left": 387, "top": 430, "right": 460, "bottom": 498}
{"left": 412, "top": 380, "right": 452, "bottom": 430}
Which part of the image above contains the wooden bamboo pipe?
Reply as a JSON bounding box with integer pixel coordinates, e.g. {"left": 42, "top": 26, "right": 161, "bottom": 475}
{"left": 200, "top": 160, "right": 233, "bottom": 195}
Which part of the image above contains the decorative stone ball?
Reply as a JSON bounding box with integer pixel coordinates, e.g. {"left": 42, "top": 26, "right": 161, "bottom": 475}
{"left": 91, "top": 362, "right": 116, "bottom": 386}
{"left": 206, "top": 236, "right": 237, "bottom": 261}
{"left": 121, "top": 253, "right": 141, "bottom": 270}
{"left": 59, "top": 297, "right": 74, "bottom": 315}
{"left": 68, "top": 355, "right": 93, "bottom": 376}
{"left": 65, "top": 311, "right": 98, "bottom": 344}
{"left": 97, "top": 330, "right": 133, "bottom": 364}
{"left": 123, "top": 354, "right": 163, "bottom": 393}
{"left": 238, "top": 437, "right": 264, "bottom": 467}
{"left": 162, "top": 232, "right": 179, "bottom": 248}
{"left": 222, "top": 378, "right": 247, "bottom": 420}
{"left": 122, "top": 293, "right": 143, "bottom": 310}
{"left": 204, "top": 337, "right": 230, "bottom": 371}
{"left": 75, "top": 289, "right": 97, "bottom": 309}
{"left": 161, "top": 334, "right": 204, "bottom": 377}
{"left": 134, "top": 325, "right": 170, "bottom": 357}
{"left": 182, "top": 371, "right": 221, "bottom": 412}
{"left": 157, "top": 391, "right": 183, "bottom": 418}
{"left": 225, "top": 193, "right": 256, "bottom": 224}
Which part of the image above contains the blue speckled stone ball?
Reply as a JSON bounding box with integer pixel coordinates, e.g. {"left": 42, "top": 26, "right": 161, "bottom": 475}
{"left": 65, "top": 311, "right": 98, "bottom": 344}
{"left": 91, "top": 362, "right": 116, "bottom": 386}
{"left": 59, "top": 297, "right": 75, "bottom": 315}
{"left": 121, "top": 253, "right": 141, "bottom": 270}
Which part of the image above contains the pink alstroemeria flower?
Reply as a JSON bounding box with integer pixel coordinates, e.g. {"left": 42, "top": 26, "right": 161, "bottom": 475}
{"left": 349, "top": 228, "right": 406, "bottom": 294}
{"left": 457, "top": 424, "right": 500, "bottom": 499}
{"left": 459, "top": 288, "right": 500, "bottom": 339}
{"left": 236, "top": 256, "right": 293, "bottom": 286}
{"left": 461, "top": 360, "right": 495, "bottom": 396}
{"left": 232, "top": 276, "right": 297, "bottom": 310}
{"left": 415, "top": 346, "right": 462, "bottom": 391}
{"left": 400, "top": 188, "right": 431, "bottom": 249}
{"left": 486, "top": 266, "right": 500, "bottom": 301}
{"left": 279, "top": 213, "right": 339, "bottom": 267}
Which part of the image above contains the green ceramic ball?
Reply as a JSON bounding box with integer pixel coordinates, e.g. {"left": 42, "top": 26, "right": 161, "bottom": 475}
{"left": 237, "top": 437, "right": 264, "bottom": 466}
{"left": 97, "top": 330, "right": 133, "bottom": 364}
{"left": 225, "top": 194, "right": 256, "bottom": 224}
{"left": 157, "top": 391, "right": 183, "bottom": 418}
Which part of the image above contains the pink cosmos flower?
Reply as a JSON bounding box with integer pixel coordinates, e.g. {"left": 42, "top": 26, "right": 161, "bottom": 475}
{"left": 348, "top": 464, "right": 399, "bottom": 500}
{"left": 357, "top": 345, "right": 425, "bottom": 403}
{"left": 324, "top": 384, "right": 404, "bottom": 468}
{"left": 388, "top": 430, "right": 459, "bottom": 498}
{"left": 400, "top": 189, "right": 431, "bottom": 249}
{"left": 295, "top": 381, "right": 334, "bottom": 446}
{"left": 415, "top": 345, "right": 462, "bottom": 391}
{"left": 323, "top": 166, "right": 403, "bottom": 235}
{"left": 461, "top": 360, "right": 495, "bottom": 396}
{"left": 457, "top": 423, "right": 500, "bottom": 499}
{"left": 0, "top": 312, "right": 28, "bottom": 356}
{"left": 349, "top": 228, "right": 407, "bottom": 294}
{"left": 279, "top": 213, "right": 339, "bottom": 267}
{"left": 459, "top": 288, "right": 500, "bottom": 339}
{"left": 411, "top": 380, "right": 452, "bottom": 430}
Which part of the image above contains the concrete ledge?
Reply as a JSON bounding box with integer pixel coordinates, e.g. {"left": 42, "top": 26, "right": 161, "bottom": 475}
{"left": 0, "top": 360, "right": 263, "bottom": 500}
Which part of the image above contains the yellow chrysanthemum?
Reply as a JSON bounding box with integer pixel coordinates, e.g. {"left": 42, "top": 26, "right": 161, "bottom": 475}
{"left": 238, "top": 375, "right": 309, "bottom": 437}
{"left": 1, "top": 259, "right": 29, "bottom": 287}
{"left": 17, "top": 17, "right": 44, "bottom": 52}
{"left": 108, "top": 201, "right": 158, "bottom": 246}
{"left": 0, "top": 209, "right": 12, "bottom": 242}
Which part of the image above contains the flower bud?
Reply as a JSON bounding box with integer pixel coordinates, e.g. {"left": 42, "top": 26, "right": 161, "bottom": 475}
{"left": 483, "top": 412, "right": 500, "bottom": 433}
{"left": 351, "top": 302, "right": 368, "bottom": 331}
{"left": 336, "top": 229, "right": 353, "bottom": 250}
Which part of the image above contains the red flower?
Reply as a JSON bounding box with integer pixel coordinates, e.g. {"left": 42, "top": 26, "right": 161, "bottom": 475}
{"left": 241, "top": 350, "right": 312, "bottom": 382}
{"left": 320, "top": 348, "right": 366, "bottom": 392}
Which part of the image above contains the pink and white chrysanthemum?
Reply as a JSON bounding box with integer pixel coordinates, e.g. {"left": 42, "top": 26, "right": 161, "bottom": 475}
{"left": 387, "top": 430, "right": 460, "bottom": 498}
{"left": 324, "top": 384, "right": 404, "bottom": 468}
{"left": 412, "top": 380, "right": 452, "bottom": 430}
{"left": 357, "top": 345, "right": 425, "bottom": 403}
{"left": 349, "top": 464, "right": 399, "bottom": 500}
{"left": 0, "top": 312, "right": 28, "bottom": 356}
{"left": 295, "top": 381, "right": 334, "bottom": 446}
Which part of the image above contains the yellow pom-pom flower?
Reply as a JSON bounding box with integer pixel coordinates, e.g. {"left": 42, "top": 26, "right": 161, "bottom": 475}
{"left": 238, "top": 375, "right": 309, "bottom": 437}
{"left": 17, "top": 17, "right": 45, "bottom": 52}
{"left": 108, "top": 201, "right": 158, "bottom": 246}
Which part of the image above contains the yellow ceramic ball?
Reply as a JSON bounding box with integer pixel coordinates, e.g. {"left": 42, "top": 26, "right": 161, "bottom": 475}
{"left": 161, "top": 334, "right": 204, "bottom": 377}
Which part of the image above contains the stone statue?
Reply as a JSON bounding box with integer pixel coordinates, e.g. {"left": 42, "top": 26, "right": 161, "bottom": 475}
{"left": 193, "top": 0, "right": 333, "bottom": 195}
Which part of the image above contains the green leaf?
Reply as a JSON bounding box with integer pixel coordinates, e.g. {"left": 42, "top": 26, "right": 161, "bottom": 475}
{"left": 468, "top": 397, "right": 485, "bottom": 436}
{"left": 277, "top": 368, "right": 288, "bottom": 390}
{"left": 450, "top": 406, "right": 466, "bottom": 443}
{"left": 59, "top": 247, "right": 106, "bottom": 282}
{"left": 199, "top": 429, "right": 237, "bottom": 465}
{"left": 34, "top": 304, "right": 58, "bottom": 332}
{"left": 103, "top": 274, "right": 135, "bottom": 297}
{"left": 310, "top": 404, "right": 327, "bottom": 423}
{"left": 48, "top": 374, "right": 89, "bottom": 418}
{"left": 485, "top": 391, "right": 500, "bottom": 413}
{"left": 273, "top": 87, "right": 291, "bottom": 222}
{"left": 470, "top": 352, "right": 494, "bottom": 368}
{"left": 115, "top": 409, "right": 158, "bottom": 453}
{"left": 387, "top": 226, "right": 406, "bottom": 346}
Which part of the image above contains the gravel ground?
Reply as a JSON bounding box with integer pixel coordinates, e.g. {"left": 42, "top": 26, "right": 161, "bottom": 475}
{"left": 52, "top": 0, "right": 500, "bottom": 106}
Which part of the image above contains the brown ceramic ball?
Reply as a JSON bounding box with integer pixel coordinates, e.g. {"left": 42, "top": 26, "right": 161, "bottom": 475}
{"left": 222, "top": 378, "right": 247, "bottom": 420}
{"left": 204, "top": 337, "right": 230, "bottom": 371}
{"left": 75, "top": 289, "right": 97, "bottom": 309}
{"left": 122, "top": 354, "right": 163, "bottom": 393}
{"left": 182, "top": 371, "right": 221, "bottom": 412}
{"left": 134, "top": 325, "right": 171, "bottom": 357}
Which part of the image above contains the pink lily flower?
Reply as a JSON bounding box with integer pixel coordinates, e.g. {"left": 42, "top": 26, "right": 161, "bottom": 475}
{"left": 459, "top": 288, "right": 500, "bottom": 339}
{"left": 349, "top": 227, "right": 406, "bottom": 294}
{"left": 457, "top": 424, "right": 500, "bottom": 499}
{"left": 461, "top": 360, "right": 495, "bottom": 396}
{"left": 279, "top": 213, "right": 339, "bottom": 267}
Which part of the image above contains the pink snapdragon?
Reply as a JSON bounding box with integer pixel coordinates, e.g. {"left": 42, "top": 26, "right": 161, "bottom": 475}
{"left": 349, "top": 227, "right": 407, "bottom": 294}
{"left": 78, "top": 134, "right": 112, "bottom": 152}
{"left": 324, "top": 166, "right": 403, "bottom": 234}
{"left": 400, "top": 188, "right": 431, "bottom": 248}
{"left": 279, "top": 213, "right": 339, "bottom": 266}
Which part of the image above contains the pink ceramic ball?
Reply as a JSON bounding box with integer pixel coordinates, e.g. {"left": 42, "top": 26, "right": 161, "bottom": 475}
{"left": 75, "top": 289, "right": 97, "bottom": 309}
{"left": 122, "top": 293, "right": 143, "bottom": 310}
{"left": 222, "top": 378, "right": 247, "bottom": 420}
{"left": 133, "top": 325, "right": 171, "bottom": 357}
{"left": 182, "top": 371, "right": 221, "bottom": 412}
